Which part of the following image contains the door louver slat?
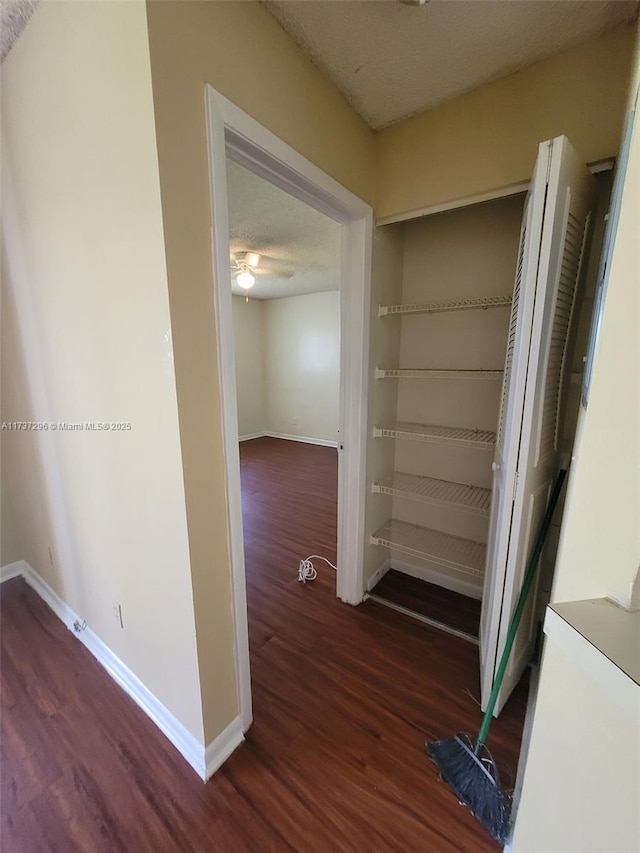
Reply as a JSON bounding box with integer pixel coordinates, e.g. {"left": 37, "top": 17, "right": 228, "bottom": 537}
{"left": 537, "top": 208, "right": 589, "bottom": 462}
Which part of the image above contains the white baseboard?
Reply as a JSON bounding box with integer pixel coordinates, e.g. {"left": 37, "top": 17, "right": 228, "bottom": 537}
{"left": 205, "top": 715, "right": 245, "bottom": 779}
{"left": 0, "top": 560, "right": 28, "bottom": 583}
{"left": 22, "top": 563, "right": 84, "bottom": 630}
{"left": 1, "top": 561, "right": 243, "bottom": 781}
{"left": 366, "top": 557, "right": 391, "bottom": 592}
{"left": 265, "top": 431, "right": 338, "bottom": 448}
{"left": 237, "top": 430, "right": 338, "bottom": 448}
{"left": 508, "top": 662, "right": 540, "bottom": 844}
{"left": 391, "top": 557, "right": 483, "bottom": 601}
{"left": 238, "top": 431, "right": 267, "bottom": 442}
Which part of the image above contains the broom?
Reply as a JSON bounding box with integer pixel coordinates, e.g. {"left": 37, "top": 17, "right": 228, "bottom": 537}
{"left": 427, "top": 467, "right": 567, "bottom": 844}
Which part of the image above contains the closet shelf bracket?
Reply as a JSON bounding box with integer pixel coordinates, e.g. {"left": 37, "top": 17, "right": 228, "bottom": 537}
{"left": 378, "top": 294, "right": 512, "bottom": 317}
{"left": 375, "top": 368, "right": 503, "bottom": 380}
{"left": 373, "top": 422, "right": 496, "bottom": 449}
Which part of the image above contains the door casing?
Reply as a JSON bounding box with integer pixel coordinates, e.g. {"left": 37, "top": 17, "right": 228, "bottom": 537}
{"left": 205, "top": 87, "right": 373, "bottom": 731}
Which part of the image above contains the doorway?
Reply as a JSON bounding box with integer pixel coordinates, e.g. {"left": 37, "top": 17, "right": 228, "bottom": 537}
{"left": 206, "top": 88, "right": 373, "bottom": 731}
{"left": 227, "top": 159, "right": 342, "bottom": 450}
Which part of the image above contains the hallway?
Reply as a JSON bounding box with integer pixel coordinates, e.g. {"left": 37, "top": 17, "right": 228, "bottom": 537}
{"left": 0, "top": 437, "right": 528, "bottom": 851}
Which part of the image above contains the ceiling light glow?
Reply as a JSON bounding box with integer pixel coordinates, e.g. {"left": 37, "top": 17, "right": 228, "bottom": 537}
{"left": 237, "top": 270, "right": 255, "bottom": 289}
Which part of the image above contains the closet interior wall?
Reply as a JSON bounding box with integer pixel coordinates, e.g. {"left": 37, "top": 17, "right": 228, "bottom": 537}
{"left": 366, "top": 194, "right": 526, "bottom": 598}
{"left": 364, "top": 173, "right": 613, "bottom": 613}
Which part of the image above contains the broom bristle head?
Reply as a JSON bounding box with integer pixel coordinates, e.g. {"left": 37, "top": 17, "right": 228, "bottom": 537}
{"left": 427, "top": 733, "right": 512, "bottom": 845}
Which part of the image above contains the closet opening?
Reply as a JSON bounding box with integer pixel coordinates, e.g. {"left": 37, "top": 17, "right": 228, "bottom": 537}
{"left": 366, "top": 165, "right": 613, "bottom": 680}
{"left": 367, "top": 193, "right": 528, "bottom": 643}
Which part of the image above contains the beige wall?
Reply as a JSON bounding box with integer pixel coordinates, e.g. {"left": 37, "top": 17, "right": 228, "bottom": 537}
{"left": 264, "top": 292, "right": 340, "bottom": 443}
{"left": 375, "top": 25, "right": 636, "bottom": 221}
{"left": 145, "top": 0, "right": 375, "bottom": 741}
{"left": 1, "top": 264, "right": 50, "bottom": 571}
{"left": 551, "top": 38, "right": 639, "bottom": 608}
{"left": 4, "top": 0, "right": 637, "bottom": 765}
{"left": 1, "top": 1, "right": 204, "bottom": 740}
{"left": 232, "top": 296, "right": 266, "bottom": 438}
{"left": 233, "top": 291, "right": 340, "bottom": 443}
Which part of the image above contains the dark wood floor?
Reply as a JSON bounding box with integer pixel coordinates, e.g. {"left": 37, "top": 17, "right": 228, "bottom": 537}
{"left": 1, "top": 437, "right": 527, "bottom": 851}
{"left": 371, "top": 570, "right": 482, "bottom": 638}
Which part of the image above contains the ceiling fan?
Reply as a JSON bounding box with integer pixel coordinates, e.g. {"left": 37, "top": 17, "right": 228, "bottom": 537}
{"left": 230, "top": 251, "right": 294, "bottom": 300}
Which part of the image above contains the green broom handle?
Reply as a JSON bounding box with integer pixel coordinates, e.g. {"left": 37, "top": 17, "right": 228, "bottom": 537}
{"left": 477, "top": 467, "right": 568, "bottom": 747}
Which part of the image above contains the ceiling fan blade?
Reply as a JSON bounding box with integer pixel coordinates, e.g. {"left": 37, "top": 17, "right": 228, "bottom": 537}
{"left": 231, "top": 249, "right": 295, "bottom": 280}
{"left": 231, "top": 250, "right": 261, "bottom": 270}
{"left": 254, "top": 267, "right": 295, "bottom": 280}
{"left": 231, "top": 250, "right": 295, "bottom": 280}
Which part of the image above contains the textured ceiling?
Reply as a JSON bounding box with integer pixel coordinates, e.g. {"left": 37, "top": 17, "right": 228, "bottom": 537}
{"left": 264, "top": 0, "right": 639, "bottom": 130}
{"left": 0, "top": 0, "right": 38, "bottom": 62}
{"left": 226, "top": 159, "right": 341, "bottom": 300}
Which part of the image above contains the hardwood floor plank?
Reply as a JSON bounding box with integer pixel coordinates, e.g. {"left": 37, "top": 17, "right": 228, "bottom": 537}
{"left": 1, "top": 437, "right": 527, "bottom": 851}
{"left": 372, "top": 569, "right": 482, "bottom": 637}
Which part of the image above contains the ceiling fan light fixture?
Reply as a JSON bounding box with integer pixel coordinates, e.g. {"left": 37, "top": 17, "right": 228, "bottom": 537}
{"left": 236, "top": 269, "right": 255, "bottom": 289}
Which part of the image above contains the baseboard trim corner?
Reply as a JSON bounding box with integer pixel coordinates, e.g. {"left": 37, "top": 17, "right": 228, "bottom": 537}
{"left": 238, "top": 431, "right": 267, "bottom": 442}
{"left": 0, "top": 560, "right": 29, "bottom": 583}
{"left": 366, "top": 557, "right": 391, "bottom": 592}
{"left": 11, "top": 561, "right": 215, "bottom": 781}
{"left": 22, "top": 563, "right": 80, "bottom": 629}
{"left": 204, "top": 716, "right": 244, "bottom": 781}
{"left": 237, "top": 431, "right": 338, "bottom": 449}
{"left": 75, "top": 618, "right": 208, "bottom": 780}
{"left": 265, "top": 431, "right": 338, "bottom": 448}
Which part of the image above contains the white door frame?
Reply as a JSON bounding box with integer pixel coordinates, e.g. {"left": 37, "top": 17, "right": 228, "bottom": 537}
{"left": 205, "top": 87, "right": 372, "bottom": 731}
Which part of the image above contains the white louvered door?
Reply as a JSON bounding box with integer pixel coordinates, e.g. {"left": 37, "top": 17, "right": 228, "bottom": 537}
{"left": 480, "top": 136, "right": 594, "bottom": 715}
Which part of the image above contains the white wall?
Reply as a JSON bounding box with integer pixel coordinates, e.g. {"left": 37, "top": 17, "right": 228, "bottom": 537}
{"left": 232, "top": 296, "right": 266, "bottom": 438}
{"left": 263, "top": 291, "right": 340, "bottom": 444}
{"left": 512, "top": 638, "right": 639, "bottom": 852}
{"left": 1, "top": 1, "right": 204, "bottom": 742}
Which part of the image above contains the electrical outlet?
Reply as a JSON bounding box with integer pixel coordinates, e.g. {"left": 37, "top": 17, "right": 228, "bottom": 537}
{"left": 112, "top": 602, "right": 124, "bottom": 629}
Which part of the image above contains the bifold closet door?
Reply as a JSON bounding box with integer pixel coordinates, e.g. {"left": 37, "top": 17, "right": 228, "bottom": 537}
{"left": 480, "top": 136, "right": 595, "bottom": 716}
